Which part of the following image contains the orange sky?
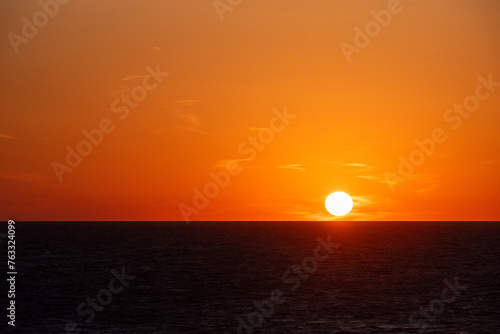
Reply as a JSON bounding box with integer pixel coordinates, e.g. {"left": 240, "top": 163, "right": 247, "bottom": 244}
{"left": 1, "top": 0, "right": 499, "bottom": 221}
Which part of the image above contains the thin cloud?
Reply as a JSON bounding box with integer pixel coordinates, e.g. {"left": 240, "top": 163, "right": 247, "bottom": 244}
{"left": 153, "top": 109, "right": 207, "bottom": 135}
{"left": 356, "top": 175, "right": 379, "bottom": 180}
{"left": 0, "top": 132, "right": 20, "bottom": 140}
{"left": 325, "top": 161, "right": 384, "bottom": 183}
{"left": 356, "top": 174, "right": 388, "bottom": 184}
{"left": 159, "top": 110, "right": 207, "bottom": 135}
{"left": 285, "top": 208, "right": 392, "bottom": 222}
{"left": 328, "top": 160, "right": 374, "bottom": 171}
{"left": 277, "top": 164, "right": 306, "bottom": 172}
{"left": 308, "top": 193, "right": 386, "bottom": 221}
{"left": 121, "top": 74, "right": 148, "bottom": 81}
{"left": 174, "top": 110, "right": 202, "bottom": 129}
{"left": 109, "top": 88, "right": 130, "bottom": 98}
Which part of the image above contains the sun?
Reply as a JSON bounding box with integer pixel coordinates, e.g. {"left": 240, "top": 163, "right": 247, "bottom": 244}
{"left": 325, "top": 192, "right": 353, "bottom": 216}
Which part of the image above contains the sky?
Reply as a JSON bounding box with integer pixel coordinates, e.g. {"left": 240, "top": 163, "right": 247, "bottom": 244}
{"left": 1, "top": 0, "right": 499, "bottom": 221}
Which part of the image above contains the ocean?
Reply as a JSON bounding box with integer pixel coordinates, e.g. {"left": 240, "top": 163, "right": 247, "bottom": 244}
{"left": 5, "top": 221, "right": 500, "bottom": 333}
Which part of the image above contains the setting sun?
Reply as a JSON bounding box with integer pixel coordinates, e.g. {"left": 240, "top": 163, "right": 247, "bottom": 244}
{"left": 325, "top": 192, "right": 354, "bottom": 216}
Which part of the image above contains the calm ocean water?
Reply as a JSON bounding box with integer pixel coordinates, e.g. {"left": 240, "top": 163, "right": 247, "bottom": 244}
{"left": 5, "top": 221, "right": 500, "bottom": 333}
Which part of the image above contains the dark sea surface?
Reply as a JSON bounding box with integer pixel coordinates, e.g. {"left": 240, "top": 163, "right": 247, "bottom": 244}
{"left": 3, "top": 221, "right": 500, "bottom": 333}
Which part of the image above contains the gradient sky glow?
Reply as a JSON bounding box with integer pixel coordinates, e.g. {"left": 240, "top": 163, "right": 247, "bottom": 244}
{"left": 1, "top": 0, "right": 499, "bottom": 221}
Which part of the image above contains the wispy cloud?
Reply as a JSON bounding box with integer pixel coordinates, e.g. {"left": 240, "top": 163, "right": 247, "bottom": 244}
{"left": 328, "top": 160, "right": 374, "bottom": 171}
{"left": 283, "top": 207, "right": 393, "bottom": 222}
{"left": 356, "top": 174, "right": 387, "bottom": 183}
{"left": 326, "top": 160, "right": 388, "bottom": 184}
{"left": 356, "top": 175, "right": 378, "bottom": 180}
{"left": 346, "top": 163, "right": 368, "bottom": 167}
{"left": 275, "top": 193, "right": 386, "bottom": 221}
{"left": 176, "top": 99, "right": 198, "bottom": 104}
{"left": 121, "top": 74, "right": 148, "bottom": 81}
{"left": 153, "top": 102, "right": 207, "bottom": 136}
{"left": 0, "top": 132, "right": 20, "bottom": 140}
{"left": 277, "top": 164, "right": 306, "bottom": 172}
{"left": 109, "top": 88, "right": 130, "bottom": 98}
{"left": 172, "top": 110, "right": 206, "bottom": 134}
